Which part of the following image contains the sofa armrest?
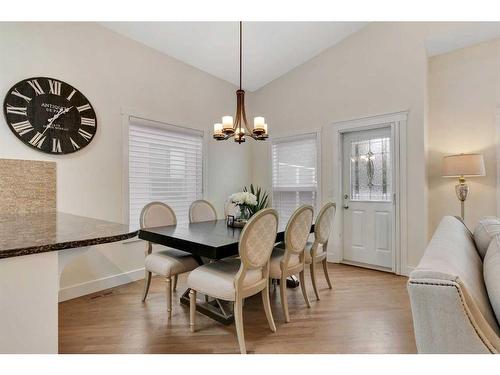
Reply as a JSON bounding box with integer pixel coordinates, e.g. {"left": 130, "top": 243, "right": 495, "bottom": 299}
{"left": 407, "top": 278, "right": 498, "bottom": 353}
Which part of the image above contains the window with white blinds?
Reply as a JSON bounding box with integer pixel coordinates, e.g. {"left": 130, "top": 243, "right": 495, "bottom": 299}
{"left": 272, "top": 133, "right": 319, "bottom": 222}
{"left": 128, "top": 117, "right": 203, "bottom": 230}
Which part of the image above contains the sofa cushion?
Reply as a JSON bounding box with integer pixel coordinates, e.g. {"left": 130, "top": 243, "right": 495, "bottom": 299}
{"left": 411, "top": 216, "right": 499, "bottom": 334}
{"left": 473, "top": 216, "right": 500, "bottom": 259}
{"left": 484, "top": 236, "right": 500, "bottom": 325}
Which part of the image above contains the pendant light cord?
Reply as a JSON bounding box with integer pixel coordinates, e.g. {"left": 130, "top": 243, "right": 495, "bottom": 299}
{"left": 239, "top": 21, "right": 242, "bottom": 90}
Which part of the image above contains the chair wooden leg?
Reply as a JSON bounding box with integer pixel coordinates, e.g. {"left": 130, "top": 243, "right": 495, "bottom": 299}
{"left": 261, "top": 284, "right": 276, "bottom": 332}
{"left": 234, "top": 298, "right": 246, "bottom": 354}
{"left": 173, "top": 274, "right": 178, "bottom": 292}
{"left": 279, "top": 276, "right": 290, "bottom": 323}
{"left": 189, "top": 289, "right": 196, "bottom": 332}
{"left": 165, "top": 276, "right": 172, "bottom": 318}
{"left": 322, "top": 259, "right": 333, "bottom": 289}
{"left": 142, "top": 271, "right": 152, "bottom": 302}
{"left": 310, "top": 262, "right": 320, "bottom": 301}
{"left": 299, "top": 270, "right": 311, "bottom": 308}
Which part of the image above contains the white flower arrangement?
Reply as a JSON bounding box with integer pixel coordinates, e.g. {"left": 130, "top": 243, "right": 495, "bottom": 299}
{"left": 230, "top": 191, "right": 258, "bottom": 207}
{"left": 227, "top": 186, "right": 269, "bottom": 226}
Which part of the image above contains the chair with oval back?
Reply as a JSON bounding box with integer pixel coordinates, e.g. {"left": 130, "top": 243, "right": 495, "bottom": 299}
{"left": 140, "top": 201, "right": 200, "bottom": 318}
{"left": 187, "top": 208, "right": 279, "bottom": 354}
{"left": 189, "top": 199, "right": 217, "bottom": 223}
{"left": 269, "top": 205, "right": 314, "bottom": 322}
{"left": 306, "top": 202, "right": 336, "bottom": 300}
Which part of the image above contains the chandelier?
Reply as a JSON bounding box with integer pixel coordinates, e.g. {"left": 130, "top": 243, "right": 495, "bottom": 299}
{"left": 213, "top": 22, "right": 268, "bottom": 143}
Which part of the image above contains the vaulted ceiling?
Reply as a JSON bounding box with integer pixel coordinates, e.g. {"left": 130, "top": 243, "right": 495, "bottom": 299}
{"left": 101, "top": 22, "right": 500, "bottom": 92}
{"left": 100, "top": 22, "right": 368, "bottom": 91}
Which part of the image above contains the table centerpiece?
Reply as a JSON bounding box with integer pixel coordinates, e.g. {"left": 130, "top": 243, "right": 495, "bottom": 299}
{"left": 226, "top": 185, "right": 269, "bottom": 228}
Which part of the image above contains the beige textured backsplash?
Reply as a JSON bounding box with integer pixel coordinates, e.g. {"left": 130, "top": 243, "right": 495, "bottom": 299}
{"left": 0, "top": 159, "right": 56, "bottom": 214}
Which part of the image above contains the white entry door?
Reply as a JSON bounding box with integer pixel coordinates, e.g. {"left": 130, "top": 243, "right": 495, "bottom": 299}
{"left": 342, "top": 127, "right": 394, "bottom": 270}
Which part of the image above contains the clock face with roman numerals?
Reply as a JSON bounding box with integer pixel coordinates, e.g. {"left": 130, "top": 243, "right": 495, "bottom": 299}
{"left": 3, "top": 77, "right": 97, "bottom": 154}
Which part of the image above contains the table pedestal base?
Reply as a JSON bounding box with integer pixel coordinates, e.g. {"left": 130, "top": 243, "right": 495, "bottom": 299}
{"left": 285, "top": 275, "right": 300, "bottom": 288}
{"left": 180, "top": 276, "right": 300, "bottom": 325}
{"left": 180, "top": 289, "right": 234, "bottom": 325}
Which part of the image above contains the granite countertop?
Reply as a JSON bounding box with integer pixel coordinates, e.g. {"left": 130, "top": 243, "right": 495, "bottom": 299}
{"left": 0, "top": 212, "right": 138, "bottom": 259}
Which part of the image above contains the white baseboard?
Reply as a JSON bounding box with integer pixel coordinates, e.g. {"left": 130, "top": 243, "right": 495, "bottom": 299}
{"left": 58, "top": 268, "right": 145, "bottom": 302}
{"left": 327, "top": 252, "right": 341, "bottom": 263}
{"left": 404, "top": 266, "right": 415, "bottom": 277}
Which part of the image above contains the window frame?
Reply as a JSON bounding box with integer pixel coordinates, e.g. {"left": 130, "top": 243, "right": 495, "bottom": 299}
{"left": 121, "top": 108, "right": 208, "bottom": 230}
{"left": 270, "top": 131, "right": 322, "bottom": 219}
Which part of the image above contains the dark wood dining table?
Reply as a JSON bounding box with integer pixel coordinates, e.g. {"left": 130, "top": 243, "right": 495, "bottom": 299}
{"left": 138, "top": 219, "right": 313, "bottom": 324}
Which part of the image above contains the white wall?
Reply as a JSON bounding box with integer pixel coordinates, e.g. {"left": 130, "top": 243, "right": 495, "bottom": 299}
{"left": 249, "top": 22, "right": 432, "bottom": 272}
{"left": 428, "top": 38, "right": 500, "bottom": 233}
{"left": 0, "top": 22, "right": 252, "bottom": 295}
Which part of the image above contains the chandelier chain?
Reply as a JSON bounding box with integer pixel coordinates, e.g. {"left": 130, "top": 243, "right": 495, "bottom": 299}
{"left": 239, "top": 21, "right": 242, "bottom": 90}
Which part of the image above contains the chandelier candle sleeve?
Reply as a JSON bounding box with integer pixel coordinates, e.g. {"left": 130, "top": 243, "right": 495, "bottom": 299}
{"left": 254, "top": 117, "right": 265, "bottom": 130}
{"left": 214, "top": 123, "right": 223, "bottom": 134}
{"left": 222, "top": 116, "right": 233, "bottom": 130}
{"left": 213, "top": 123, "right": 224, "bottom": 140}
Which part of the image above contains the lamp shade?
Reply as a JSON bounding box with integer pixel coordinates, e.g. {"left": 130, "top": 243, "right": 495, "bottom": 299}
{"left": 442, "top": 153, "right": 486, "bottom": 177}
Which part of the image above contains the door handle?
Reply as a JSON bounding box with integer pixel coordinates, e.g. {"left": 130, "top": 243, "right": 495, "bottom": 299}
{"left": 343, "top": 194, "right": 349, "bottom": 209}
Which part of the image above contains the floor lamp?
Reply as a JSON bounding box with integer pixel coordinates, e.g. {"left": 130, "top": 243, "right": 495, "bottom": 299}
{"left": 442, "top": 153, "right": 485, "bottom": 220}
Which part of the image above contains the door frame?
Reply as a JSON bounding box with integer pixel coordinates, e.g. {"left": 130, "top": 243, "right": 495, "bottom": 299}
{"left": 329, "top": 111, "right": 408, "bottom": 275}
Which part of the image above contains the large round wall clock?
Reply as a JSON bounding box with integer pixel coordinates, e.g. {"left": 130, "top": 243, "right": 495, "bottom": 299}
{"left": 3, "top": 77, "right": 97, "bottom": 154}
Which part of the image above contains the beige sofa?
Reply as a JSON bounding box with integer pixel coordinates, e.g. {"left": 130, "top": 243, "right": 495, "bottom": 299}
{"left": 407, "top": 216, "right": 500, "bottom": 353}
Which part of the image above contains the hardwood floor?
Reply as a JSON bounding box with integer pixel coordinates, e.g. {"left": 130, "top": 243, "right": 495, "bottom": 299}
{"left": 59, "top": 263, "right": 417, "bottom": 354}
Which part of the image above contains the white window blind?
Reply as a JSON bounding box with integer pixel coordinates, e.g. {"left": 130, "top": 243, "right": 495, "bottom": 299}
{"left": 128, "top": 117, "right": 203, "bottom": 229}
{"left": 272, "top": 133, "right": 319, "bottom": 222}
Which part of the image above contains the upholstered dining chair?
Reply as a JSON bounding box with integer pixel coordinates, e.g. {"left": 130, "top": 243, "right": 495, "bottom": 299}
{"left": 187, "top": 208, "right": 279, "bottom": 354}
{"left": 189, "top": 199, "right": 217, "bottom": 223}
{"left": 140, "top": 202, "right": 200, "bottom": 318}
{"left": 306, "top": 202, "right": 336, "bottom": 300}
{"left": 270, "top": 205, "right": 314, "bottom": 323}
